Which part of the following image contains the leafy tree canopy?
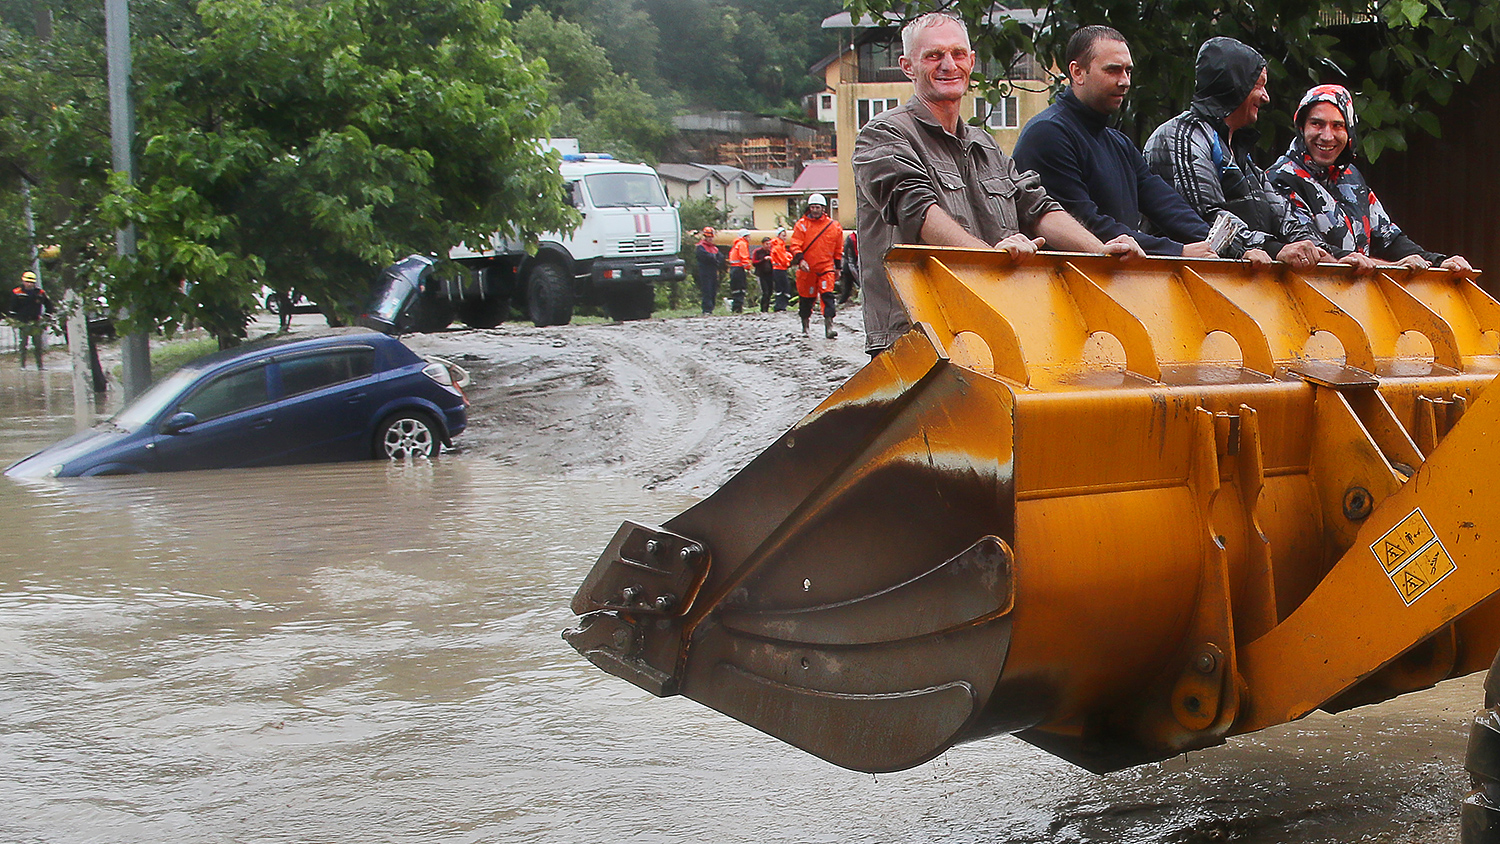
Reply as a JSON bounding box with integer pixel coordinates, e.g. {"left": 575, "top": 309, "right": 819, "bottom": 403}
{"left": 98, "top": 0, "right": 577, "bottom": 338}
{"left": 0, "top": 1, "right": 118, "bottom": 316}
{"left": 514, "top": 0, "right": 845, "bottom": 115}
{"left": 0, "top": 0, "right": 577, "bottom": 341}
{"left": 513, "top": 7, "right": 676, "bottom": 162}
{"left": 846, "top": 0, "right": 1500, "bottom": 160}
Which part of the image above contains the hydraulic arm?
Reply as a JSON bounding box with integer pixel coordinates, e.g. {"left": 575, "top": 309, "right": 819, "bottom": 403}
{"left": 566, "top": 249, "right": 1500, "bottom": 775}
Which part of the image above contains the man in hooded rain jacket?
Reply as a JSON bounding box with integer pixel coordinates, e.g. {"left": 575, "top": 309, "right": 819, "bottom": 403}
{"left": 1143, "top": 37, "right": 1326, "bottom": 268}
{"left": 694, "top": 227, "right": 725, "bottom": 314}
{"left": 1268, "top": 84, "right": 1475, "bottom": 277}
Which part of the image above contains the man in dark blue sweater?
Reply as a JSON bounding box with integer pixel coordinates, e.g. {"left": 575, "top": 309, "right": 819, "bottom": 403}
{"left": 1014, "top": 26, "right": 1216, "bottom": 257}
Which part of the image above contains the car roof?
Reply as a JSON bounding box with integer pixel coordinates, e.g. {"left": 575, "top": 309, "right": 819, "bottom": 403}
{"left": 179, "top": 328, "right": 398, "bottom": 373}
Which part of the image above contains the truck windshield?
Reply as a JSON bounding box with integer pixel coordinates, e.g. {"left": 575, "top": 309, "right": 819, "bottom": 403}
{"left": 584, "top": 173, "right": 668, "bottom": 208}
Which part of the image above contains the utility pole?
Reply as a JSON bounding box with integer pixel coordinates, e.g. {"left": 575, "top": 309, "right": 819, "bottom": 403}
{"left": 28, "top": 5, "right": 91, "bottom": 426}
{"left": 106, "top": 0, "right": 151, "bottom": 400}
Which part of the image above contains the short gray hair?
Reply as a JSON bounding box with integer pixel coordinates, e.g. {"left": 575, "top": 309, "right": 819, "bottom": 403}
{"left": 901, "top": 12, "right": 968, "bottom": 60}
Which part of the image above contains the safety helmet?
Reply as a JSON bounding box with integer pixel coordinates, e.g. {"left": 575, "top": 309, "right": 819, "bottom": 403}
{"left": 807, "top": 193, "right": 827, "bottom": 208}
{"left": 738, "top": 229, "right": 750, "bottom": 238}
{"left": 20, "top": 271, "right": 36, "bottom": 283}
{"left": 702, "top": 227, "right": 715, "bottom": 238}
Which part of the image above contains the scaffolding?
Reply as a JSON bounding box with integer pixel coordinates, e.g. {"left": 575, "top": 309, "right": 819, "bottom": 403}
{"left": 715, "top": 135, "right": 835, "bottom": 171}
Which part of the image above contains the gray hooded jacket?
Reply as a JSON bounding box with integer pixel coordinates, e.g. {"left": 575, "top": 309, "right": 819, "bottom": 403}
{"left": 1143, "top": 37, "right": 1316, "bottom": 258}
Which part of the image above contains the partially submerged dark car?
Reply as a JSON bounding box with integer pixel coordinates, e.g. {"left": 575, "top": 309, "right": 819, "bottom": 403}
{"left": 363, "top": 254, "right": 457, "bottom": 335}
{"left": 7, "top": 329, "right": 468, "bottom": 478}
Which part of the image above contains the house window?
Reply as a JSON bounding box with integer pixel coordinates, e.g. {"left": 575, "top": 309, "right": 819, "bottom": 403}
{"left": 820, "top": 94, "right": 833, "bottom": 110}
{"left": 856, "top": 39, "right": 906, "bottom": 83}
{"left": 857, "top": 97, "right": 901, "bottom": 129}
{"left": 977, "top": 95, "right": 1020, "bottom": 129}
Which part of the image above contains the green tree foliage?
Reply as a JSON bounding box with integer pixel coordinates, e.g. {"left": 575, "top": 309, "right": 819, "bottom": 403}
{"left": 644, "top": 0, "right": 845, "bottom": 112}
{"left": 677, "top": 194, "right": 730, "bottom": 236}
{"left": 512, "top": 0, "right": 671, "bottom": 98}
{"left": 0, "top": 2, "right": 109, "bottom": 300}
{"left": 84, "top": 0, "right": 575, "bottom": 340}
{"left": 513, "top": 7, "right": 675, "bottom": 161}
{"left": 847, "top": 0, "right": 1500, "bottom": 160}
{"left": 514, "top": 0, "right": 845, "bottom": 114}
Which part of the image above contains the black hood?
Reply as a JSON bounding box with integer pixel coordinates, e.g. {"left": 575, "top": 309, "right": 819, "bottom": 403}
{"left": 1189, "top": 37, "right": 1266, "bottom": 121}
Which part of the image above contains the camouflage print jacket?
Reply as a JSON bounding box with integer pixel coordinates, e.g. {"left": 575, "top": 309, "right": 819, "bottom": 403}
{"left": 1267, "top": 85, "right": 1443, "bottom": 263}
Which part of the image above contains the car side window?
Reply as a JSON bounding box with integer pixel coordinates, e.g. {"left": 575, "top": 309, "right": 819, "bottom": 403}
{"left": 278, "top": 348, "right": 376, "bottom": 397}
{"left": 177, "top": 365, "right": 270, "bottom": 422}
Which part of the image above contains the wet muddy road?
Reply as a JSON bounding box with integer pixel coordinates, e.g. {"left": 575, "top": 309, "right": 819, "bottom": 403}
{"left": 0, "top": 319, "right": 1483, "bottom": 843}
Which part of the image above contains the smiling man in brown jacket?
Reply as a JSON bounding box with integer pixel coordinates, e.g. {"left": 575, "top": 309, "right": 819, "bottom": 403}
{"left": 853, "top": 12, "right": 1143, "bottom": 354}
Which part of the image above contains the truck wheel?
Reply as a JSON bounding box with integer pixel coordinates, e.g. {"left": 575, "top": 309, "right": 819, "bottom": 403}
{"left": 455, "top": 295, "right": 508, "bottom": 329}
{"left": 604, "top": 284, "right": 655, "bottom": 322}
{"left": 412, "top": 293, "right": 455, "bottom": 334}
{"left": 527, "top": 262, "right": 573, "bottom": 327}
{"left": 1463, "top": 647, "right": 1500, "bottom": 842}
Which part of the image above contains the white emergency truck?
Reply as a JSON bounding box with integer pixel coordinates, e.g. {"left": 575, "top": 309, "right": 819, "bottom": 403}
{"left": 447, "top": 143, "right": 685, "bottom": 327}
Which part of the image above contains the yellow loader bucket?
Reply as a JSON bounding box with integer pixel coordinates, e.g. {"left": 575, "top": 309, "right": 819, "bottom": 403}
{"left": 565, "top": 249, "right": 1500, "bottom": 774}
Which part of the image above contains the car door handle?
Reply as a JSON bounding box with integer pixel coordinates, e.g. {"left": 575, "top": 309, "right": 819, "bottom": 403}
{"left": 250, "top": 418, "right": 273, "bottom": 430}
{"left": 345, "top": 392, "right": 365, "bottom": 403}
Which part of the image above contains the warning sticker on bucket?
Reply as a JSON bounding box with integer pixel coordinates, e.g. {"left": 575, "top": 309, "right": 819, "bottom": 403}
{"left": 1370, "top": 508, "right": 1456, "bottom": 605}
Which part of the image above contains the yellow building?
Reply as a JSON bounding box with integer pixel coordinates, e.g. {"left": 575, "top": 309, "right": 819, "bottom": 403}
{"left": 745, "top": 160, "right": 840, "bottom": 230}
{"left": 812, "top": 10, "right": 1054, "bottom": 229}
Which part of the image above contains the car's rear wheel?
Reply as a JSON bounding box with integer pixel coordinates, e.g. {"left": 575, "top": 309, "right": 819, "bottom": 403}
{"left": 375, "top": 411, "right": 438, "bottom": 460}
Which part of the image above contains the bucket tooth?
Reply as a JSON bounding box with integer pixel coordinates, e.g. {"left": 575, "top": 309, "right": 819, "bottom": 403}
{"left": 564, "top": 521, "right": 711, "bottom": 697}
{"left": 563, "top": 610, "right": 679, "bottom": 697}
{"left": 570, "top": 521, "right": 708, "bottom": 618}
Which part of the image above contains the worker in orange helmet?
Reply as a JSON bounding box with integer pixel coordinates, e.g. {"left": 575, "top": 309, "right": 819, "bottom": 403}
{"left": 788, "top": 194, "right": 844, "bottom": 338}
{"left": 727, "top": 229, "right": 753, "bottom": 313}
{"left": 694, "top": 226, "right": 724, "bottom": 314}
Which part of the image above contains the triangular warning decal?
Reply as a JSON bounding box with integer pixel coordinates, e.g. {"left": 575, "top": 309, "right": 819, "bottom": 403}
{"left": 1402, "top": 570, "right": 1427, "bottom": 598}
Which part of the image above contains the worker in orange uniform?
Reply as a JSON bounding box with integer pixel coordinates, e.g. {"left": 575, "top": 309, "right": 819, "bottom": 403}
{"left": 726, "top": 229, "right": 753, "bottom": 313}
{"left": 788, "top": 194, "right": 844, "bottom": 338}
{"left": 769, "top": 228, "right": 793, "bottom": 312}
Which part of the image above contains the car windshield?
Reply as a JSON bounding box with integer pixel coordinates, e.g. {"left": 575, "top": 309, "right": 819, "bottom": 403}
{"left": 584, "top": 173, "right": 667, "bottom": 208}
{"left": 111, "top": 369, "right": 198, "bottom": 432}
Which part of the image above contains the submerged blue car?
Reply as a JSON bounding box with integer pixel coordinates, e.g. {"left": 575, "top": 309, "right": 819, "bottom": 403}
{"left": 7, "top": 329, "right": 468, "bottom": 478}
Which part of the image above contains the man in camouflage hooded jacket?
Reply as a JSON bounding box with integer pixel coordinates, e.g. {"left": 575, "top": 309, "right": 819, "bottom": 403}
{"left": 1268, "top": 84, "right": 1475, "bottom": 276}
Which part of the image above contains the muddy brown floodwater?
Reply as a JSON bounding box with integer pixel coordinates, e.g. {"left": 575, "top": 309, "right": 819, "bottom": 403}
{"left": 0, "top": 313, "right": 1484, "bottom": 843}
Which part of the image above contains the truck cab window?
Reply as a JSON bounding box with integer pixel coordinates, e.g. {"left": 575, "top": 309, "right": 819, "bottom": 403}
{"left": 584, "top": 173, "right": 668, "bottom": 208}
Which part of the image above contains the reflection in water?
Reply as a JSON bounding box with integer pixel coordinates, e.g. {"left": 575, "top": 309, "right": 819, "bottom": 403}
{"left": 0, "top": 372, "right": 1473, "bottom": 843}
